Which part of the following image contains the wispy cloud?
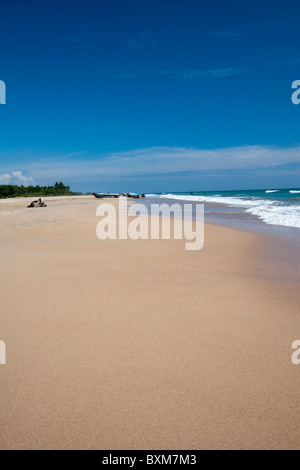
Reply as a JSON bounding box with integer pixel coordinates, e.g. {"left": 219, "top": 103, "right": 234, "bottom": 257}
{"left": 112, "top": 66, "right": 245, "bottom": 81}
{"left": 177, "top": 67, "right": 244, "bottom": 80}
{"left": 0, "top": 171, "right": 37, "bottom": 186}
{"left": 127, "top": 33, "right": 157, "bottom": 50}
{"left": 241, "top": 20, "right": 287, "bottom": 31}
{"left": 64, "top": 36, "right": 78, "bottom": 43}
{"left": 208, "top": 31, "right": 243, "bottom": 41}
{"left": 5, "top": 145, "right": 300, "bottom": 184}
{"left": 64, "top": 36, "right": 99, "bottom": 51}
{"left": 286, "top": 58, "right": 300, "bottom": 65}
{"left": 207, "top": 21, "right": 287, "bottom": 41}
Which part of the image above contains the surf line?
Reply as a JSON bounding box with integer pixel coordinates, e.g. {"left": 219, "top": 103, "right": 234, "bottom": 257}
{"left": 102, "top": 455, "right": 136, "bottom": 467}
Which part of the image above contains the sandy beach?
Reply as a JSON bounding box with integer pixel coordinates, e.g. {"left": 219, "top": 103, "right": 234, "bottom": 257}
{"left": 0, "top": 196, "right": 299, "bottom": 450}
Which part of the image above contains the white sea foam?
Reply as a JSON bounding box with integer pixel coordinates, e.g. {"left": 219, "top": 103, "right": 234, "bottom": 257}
{"left": 146, "top": 194, "right": 300, "bottom": 228}
{"left": 290, "top": 190, "right": 300, "bottom": 194}
{"left": 265, "top": 190, "right": 279, "bottom": 193}
{"left": 245, "top": 203, "right": 300, "bottom": 228}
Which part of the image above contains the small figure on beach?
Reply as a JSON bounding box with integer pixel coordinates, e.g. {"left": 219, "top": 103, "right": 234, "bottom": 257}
{"left": 27, "top": 198, "right": 47, "bottom": 208}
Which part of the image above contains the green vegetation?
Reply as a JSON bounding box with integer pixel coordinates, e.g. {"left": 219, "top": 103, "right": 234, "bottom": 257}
{"left": 0, "top": 182, "right": 80, "bottom": 199}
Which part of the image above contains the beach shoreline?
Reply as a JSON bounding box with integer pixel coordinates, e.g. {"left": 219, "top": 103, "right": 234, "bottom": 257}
{"left": 0, "top": 196, "right": 299, "bottom": 450}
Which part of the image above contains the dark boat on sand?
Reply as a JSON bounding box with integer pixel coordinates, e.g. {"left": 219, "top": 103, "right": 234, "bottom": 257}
{"left": 92, "top": 192, "right": 120, "bottom": 199}
{"left": 92, "top": 192, "right": 145, "bottom": 199}
{"left": 122, "top": 193, "right": 145, "bottom": 199}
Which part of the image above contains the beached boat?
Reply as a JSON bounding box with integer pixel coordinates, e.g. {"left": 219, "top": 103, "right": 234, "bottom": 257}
{"left": 122, "top": 193, "right": 145, "bottom": 199}
{"left": 92, "top": 192, "right": 120, "bottom": 199}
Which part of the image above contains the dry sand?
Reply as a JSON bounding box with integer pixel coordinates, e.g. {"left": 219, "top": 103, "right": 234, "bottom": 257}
{"left": 0, "top": 196, "right": 299, "bottom": 450}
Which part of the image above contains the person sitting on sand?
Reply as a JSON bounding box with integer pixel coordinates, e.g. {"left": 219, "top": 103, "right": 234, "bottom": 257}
{"left": 27, "top": 198, "right": 47, "bottom": 208}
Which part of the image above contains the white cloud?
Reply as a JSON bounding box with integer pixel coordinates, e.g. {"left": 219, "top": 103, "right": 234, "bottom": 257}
{"left": 11, "top": 145, "right": 300, "bottom": 182}
{"left": 0, "top": 174, "right": 12, "bottom": 184}
{"left": 0, "top": 171, "right": 37, "bottom": 186}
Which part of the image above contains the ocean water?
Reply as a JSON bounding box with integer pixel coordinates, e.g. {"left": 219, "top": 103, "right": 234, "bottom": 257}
{"left": 146, "top": 188, "right": 300, "bottom": 230}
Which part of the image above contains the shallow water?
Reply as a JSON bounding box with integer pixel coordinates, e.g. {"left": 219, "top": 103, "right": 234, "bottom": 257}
{"left": 147, "top": 188, "right": 300, "bottom": 229}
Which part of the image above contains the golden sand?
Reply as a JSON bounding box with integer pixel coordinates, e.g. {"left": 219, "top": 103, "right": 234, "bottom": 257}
{"left": 0, "top": 196, "right": 299, "bottom": 450}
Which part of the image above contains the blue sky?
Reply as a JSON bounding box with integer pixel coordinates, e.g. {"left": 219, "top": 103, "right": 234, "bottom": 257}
{"left": 0, "top": 0, "right": 299, "bottom": 192}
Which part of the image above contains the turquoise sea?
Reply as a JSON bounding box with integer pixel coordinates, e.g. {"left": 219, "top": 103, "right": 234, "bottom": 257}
{"left": 146, "top": 188, "right": 300, "bottom": 229}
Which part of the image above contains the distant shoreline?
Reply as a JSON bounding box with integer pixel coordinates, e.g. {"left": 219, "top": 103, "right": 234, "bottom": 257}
{"left": 0, "top": 194, "right": 92, "bottom": 202}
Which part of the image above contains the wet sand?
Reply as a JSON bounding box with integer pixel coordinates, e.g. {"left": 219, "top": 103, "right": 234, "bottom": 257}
{"left": 0, "top": 196, "right": 299, "bottom": 450}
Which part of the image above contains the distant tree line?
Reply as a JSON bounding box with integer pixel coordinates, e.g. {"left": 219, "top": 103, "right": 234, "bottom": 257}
{"left": 0, "top": 182, "right": 80, "bottom": 199}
